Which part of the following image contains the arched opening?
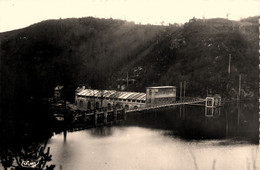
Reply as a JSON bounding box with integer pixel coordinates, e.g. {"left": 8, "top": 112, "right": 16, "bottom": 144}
{"left": 107, "top": 103, "right": 112, "bottom": 110}
{"left": 95, "top": 102, "right": 99, "bottom": 109}
{"left": 87, "top": 101, "right": 91, "bottom": 110}
{"left": 134, "top": 106, "right": 138, "bottom": 109}
{"left": 125, "top": 105, "right": 129, "bottom": 110}
{"left": 79, "top": 100, "right": 83, "bottom": 107}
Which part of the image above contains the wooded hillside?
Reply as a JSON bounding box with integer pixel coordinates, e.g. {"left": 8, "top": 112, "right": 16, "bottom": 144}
{"left": 0, "top": 16, "right": 258, "bottom": 116}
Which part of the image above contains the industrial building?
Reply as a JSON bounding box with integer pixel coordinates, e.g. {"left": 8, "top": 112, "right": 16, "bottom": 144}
{"left": 75, "top": 86, "right": 176, "bottom": 111}
{"left": 75, "top": 87, "right": 146, "bottom": 111}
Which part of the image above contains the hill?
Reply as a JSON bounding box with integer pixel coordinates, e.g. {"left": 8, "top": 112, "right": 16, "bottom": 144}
{"left": 0, "top": 17, "right": 258, "bottom": 116}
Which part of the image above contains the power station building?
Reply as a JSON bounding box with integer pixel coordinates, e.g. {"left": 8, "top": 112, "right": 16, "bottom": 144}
{"left": 75, "top": 86, "right": 176, "bottom": 111}
{"left": 75, "top": 87, "right": 146, "bottom": 111}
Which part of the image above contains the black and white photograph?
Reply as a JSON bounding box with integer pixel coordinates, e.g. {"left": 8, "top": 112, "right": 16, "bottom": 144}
{"left": 0, "top": 0, "right": 259, "bottom": 169}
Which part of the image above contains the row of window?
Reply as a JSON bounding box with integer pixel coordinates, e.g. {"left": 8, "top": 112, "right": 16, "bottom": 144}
{"left": 78, "top": 100, "right": 139, "bottom": 110}
{"left": 148, "top": 89, "right": 176, "bottom": 95}
{"left": 146, "top": 97, "right": 175, "bottom": 103}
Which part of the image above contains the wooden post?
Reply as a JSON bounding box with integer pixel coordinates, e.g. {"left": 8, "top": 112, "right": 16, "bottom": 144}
{"left": 237, "top": 102, "right": 240, "bottom": 128}
{"left": 226, "top": 116, "right": 229, "bottom": 138}
{"left": 123, "top": 108, "right": 126, "bottom": 120}
{"left": 94, "top": 111, "right": 97, "bottom": 126}
{"left": 179, "top": 105, "right": 182, "bottom": 118}
{"left": 63, "top": 130, "right": 67, "bottom": 143}
{"left": 104, "top": 110, "right": 108, "bottom": 125}
{"left": 114, "top": 107, "right": 117, "bottom": 123}
{"left": 182, "top": 105, "right": 185, "bottom": 120}
{"left": 83, "top": 112, "right": 86, "bottom": 128}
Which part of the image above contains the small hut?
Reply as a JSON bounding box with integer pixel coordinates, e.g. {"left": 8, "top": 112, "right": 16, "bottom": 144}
{"left": 206, "top": 94, "right": 221, "bottom": 108}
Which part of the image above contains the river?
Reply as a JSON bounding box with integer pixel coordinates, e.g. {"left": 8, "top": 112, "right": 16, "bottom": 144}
{"left": 47, "top": 102, "right": 259, "bottom": 170}
{"left": 0, "top": 102, "right": 259, "bottom": 170}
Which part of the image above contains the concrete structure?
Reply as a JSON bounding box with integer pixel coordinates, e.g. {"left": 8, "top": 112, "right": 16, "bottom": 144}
{"left": 75, "top": 89, "right": 146, "bottom": 111}
{"left": 146, "top": 86, "right": 176, "bottom": 106}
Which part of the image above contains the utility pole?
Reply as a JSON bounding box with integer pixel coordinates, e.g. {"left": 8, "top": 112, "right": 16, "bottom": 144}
{"left": 126, "top": 72, "right": 129, "bottom": 88}
{"left": 228, "top": 54, "right": 231, "bottom": 78}
{"left": 238, "top": 74, "right": 241, "bottom": 101}
{"left": 180, "top": 82, "right": 182, "bottom": 102}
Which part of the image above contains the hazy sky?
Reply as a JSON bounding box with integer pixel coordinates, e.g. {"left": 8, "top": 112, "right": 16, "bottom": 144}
{"left": 0, "top": 0, "right": 259, "bottom": 32}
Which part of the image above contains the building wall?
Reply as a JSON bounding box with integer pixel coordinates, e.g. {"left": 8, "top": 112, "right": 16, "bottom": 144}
{"left": 75, "top": 95, "right": 145, "bottom": 111}
{"left": 146, "top": 87, "right": 176, "bottom": 106}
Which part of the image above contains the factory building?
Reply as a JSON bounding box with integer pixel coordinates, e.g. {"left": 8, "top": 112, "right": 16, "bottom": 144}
{"left": 75, "top": 86, "right": 176, "bottom": 111}
{"left": 75, "top": 88, "right": 146, "bottom": 111}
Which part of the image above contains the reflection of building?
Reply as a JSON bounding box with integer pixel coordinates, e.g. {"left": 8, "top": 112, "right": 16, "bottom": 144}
{"left": 205, "top": 107, "right": 221, "bottom": 118}
{"left": 146, "top": 86, "right": 176, "bottom": 106}
{"left": 75, "top": 88, "right": 146, "bottom": 110}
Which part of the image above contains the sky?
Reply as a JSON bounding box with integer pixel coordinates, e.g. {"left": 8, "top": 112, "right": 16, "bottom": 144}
{"left": 0, "top": 0, "right": 259, "bottom": 32}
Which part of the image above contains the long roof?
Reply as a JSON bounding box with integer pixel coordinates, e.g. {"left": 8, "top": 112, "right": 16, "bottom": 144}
{"left": 77, "top": 89, "right": 146, "bottom": 101}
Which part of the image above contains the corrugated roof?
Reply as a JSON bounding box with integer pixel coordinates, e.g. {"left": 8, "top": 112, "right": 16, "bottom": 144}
{"left": 77, "top": 89, "right": 146, "bottom": 101}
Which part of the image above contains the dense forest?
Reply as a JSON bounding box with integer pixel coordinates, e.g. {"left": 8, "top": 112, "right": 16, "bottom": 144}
{"left": 0, "top": 16, "right": 259, "bottom": 118}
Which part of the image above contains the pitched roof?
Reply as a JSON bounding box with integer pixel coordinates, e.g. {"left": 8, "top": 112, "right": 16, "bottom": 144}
{"left": 77, "top": 89, "right": 146, "bottom": 101}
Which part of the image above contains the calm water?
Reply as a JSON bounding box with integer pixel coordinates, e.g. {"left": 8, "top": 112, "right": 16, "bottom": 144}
{"left": 49, "top": 127, "right": 259, "bottom": 170}
{"left": 47, "top": 102, "right": 259, "bottom": 170}
{"left": 0, "top": 102, "right": 259, "bottom": 170}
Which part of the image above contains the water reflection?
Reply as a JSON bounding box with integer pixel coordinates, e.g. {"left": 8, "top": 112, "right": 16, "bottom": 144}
{"left": 1, "top": 101, "right": 258, "bottom": 169}
{"left": 121, "top": 102, "right": 258, "bottom": 143}
{"left": 60, "top": 101, "right": 258, "bottom": 143}
{"left": 46, "top": 102, "right": 259, "bottom": 170}
{"left": 90, "top": 127, "right": 114, "bottom": 137}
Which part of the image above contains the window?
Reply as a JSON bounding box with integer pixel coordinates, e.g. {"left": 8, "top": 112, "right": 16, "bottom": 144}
{"left": 149, "top": 89, "right": 152, "bottom": 95}
{"left": 79, "top": 100, "right": 83, "bottom": 107}
{"left": 87, "top": 101, "right": 91, "bottom": 110}
{"left": 107, "top": 103, "right": 112, "bottom": 109}
{"left": 95, "top": 102, "right": 99, "bottom": 109}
